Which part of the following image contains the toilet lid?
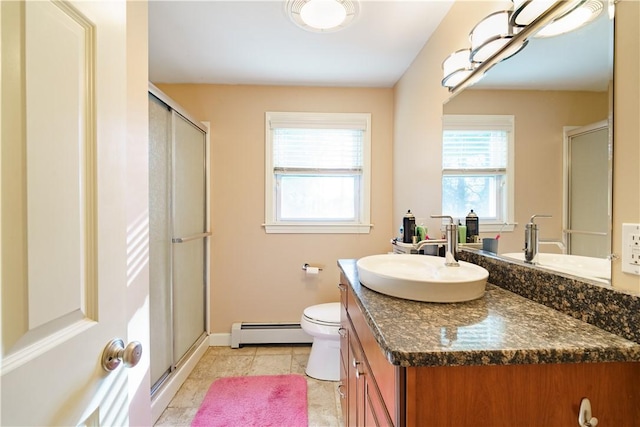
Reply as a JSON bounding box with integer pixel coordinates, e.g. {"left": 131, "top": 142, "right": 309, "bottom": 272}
{"left": 303, "top": 302, "right": 340, "bottom": 324}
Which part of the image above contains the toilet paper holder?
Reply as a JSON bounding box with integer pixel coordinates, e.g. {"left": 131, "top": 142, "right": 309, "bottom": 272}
{"left": 302, "top": 263, "right": 323, "bottom": 272}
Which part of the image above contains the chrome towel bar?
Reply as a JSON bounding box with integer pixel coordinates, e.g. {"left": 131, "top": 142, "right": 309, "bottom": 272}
{"left": 172, "top": 232, "right": 212, "bottom": 243}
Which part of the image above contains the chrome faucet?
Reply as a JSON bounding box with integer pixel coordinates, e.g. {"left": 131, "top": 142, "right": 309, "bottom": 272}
{"left": 524, "top": 214, "right": 552, "bottom": 264}
{"left": 430, "top": 215, "right": 459, "bottom": 267}
{"left": 414, "top": 238, "right": 446, "bottom": 252}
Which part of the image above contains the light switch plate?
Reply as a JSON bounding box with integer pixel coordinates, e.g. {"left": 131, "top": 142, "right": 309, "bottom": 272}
{"left": 622, "top": 223, "right": 640, "bottom": 275}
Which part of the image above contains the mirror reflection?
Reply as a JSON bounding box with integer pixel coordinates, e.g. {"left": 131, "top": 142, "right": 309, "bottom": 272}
{"left": 443, "top": 9, "right": 613, "bottom": 283}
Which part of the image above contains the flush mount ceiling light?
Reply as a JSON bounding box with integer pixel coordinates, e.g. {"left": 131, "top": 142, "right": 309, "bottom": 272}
{"left": 286, "top": 0, "right": 359, "bottom": 33}
{"left": 534, "top": 0, "right": 603, "bottom": 38}
{"left": 469, "top": 10, "right": 527, "bottom": 63}
{"left": 442, "top": 49, "right": 475, "bottom": 88}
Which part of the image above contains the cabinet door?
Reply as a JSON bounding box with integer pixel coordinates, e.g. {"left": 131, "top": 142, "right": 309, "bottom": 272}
{"left": 349, "top": 337, "right": 363, "bottom": 427}
{"left": 363, "top": 366, "right": 395, "bottom": 427}
{"left": 407, "top": 362, "right": 640, "bottom": 426}
{"left": 339, "top": 298, "right": 349, "bottom": 425}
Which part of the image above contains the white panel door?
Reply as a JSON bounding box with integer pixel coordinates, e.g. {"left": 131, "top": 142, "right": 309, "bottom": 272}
{"left": 1, "top": 1, "right": 149, "bottom": 425}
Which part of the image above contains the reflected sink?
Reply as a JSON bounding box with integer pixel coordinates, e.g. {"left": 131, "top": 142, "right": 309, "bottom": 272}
{"left": 502, "top": 252, "right": 611, "bottom": 283}
{"left": 356, "top": 254, "right": 489, "bottom": 303}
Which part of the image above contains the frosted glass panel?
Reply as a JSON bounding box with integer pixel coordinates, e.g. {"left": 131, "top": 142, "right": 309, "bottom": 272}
{"left": 148, "top": 94, "right": 173, "bottom": 387}
{"left": 173, "top": 113, "right": 206, "bottom": 238}
{"left": 172, "top": 239, "right": 205, "bottom": 362}
{"left": 568, "top": 126, "right": 609, "bottom": 258}
{"left": 149, "top": 95, "right": 207, "bottom": 392}
{"left": 171, "top": 112, "right": 206, "bottom": 362}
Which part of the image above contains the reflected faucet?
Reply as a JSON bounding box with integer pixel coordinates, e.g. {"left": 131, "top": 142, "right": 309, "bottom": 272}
{"left": 429, "top": 215, "right": 459, "bottom": 267}
{"left": 524, "top": 214, "right": 552, "bottom": 264}
{"left": 539, "top": 239, "right": 567, "bottom": 254}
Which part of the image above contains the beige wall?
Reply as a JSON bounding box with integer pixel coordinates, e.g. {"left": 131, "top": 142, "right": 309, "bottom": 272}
{"left": 394, "top": 0, "right": 640, "bottom": 292}
{"left": 155, "top": 84, "right": 394, "bottom": 334}
{"left": 444, "top": 90, "right": 608, "bottom": 254}
{"left": 393, "top": 0, "right": 511, "bottom": 241}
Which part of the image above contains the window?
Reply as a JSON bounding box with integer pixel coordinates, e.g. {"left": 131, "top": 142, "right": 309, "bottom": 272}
{"left": 442, "top": 115, "right": 514, "bottom": 232}
{"left": 265, "top": 112, "right": 371, "bottom": 233}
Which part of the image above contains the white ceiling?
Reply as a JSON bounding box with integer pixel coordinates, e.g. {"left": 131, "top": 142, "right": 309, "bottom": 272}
{"left": 148, "top": 1, "right": 612, "bottom": 90}
{"left": 149, "top": 0, "right": 454, "bottom": 88}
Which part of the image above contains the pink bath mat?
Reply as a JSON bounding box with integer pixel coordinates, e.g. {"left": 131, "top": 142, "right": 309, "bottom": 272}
{"left": 191, "top": 374, "right": 308, "bottom": 427}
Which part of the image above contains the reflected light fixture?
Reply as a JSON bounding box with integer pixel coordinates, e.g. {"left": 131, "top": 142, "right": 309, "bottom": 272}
{"left": 510, "top": 0, "right": 583, "bottom": 27}
{"left": 287, "top": 0, "right": 359, "bottom": 33}
{"left": 469, "top": 10, "right": 527, "bottom": 63}
{"left": 534, "top": 0, "right": 603, "bottom": 37}
{"left": 441, "top": 49, "right": 475, "bottom": 88}
{"left": 441, "top": 0, "right": 602, "bottom": 93}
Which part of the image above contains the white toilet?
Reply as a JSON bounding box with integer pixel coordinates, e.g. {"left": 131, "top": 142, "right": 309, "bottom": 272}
{"left": 300, "top": 302, "right": 341, "bottom": 381}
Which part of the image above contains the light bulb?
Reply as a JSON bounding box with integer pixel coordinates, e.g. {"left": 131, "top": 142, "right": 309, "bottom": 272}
{"left": 300, "top": 0, "right": 347, "bottom": 30}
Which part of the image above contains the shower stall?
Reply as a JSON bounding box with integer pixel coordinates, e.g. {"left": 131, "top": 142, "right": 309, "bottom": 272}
{"left": 148, "top": 86, "right": 210, "bottom": 398}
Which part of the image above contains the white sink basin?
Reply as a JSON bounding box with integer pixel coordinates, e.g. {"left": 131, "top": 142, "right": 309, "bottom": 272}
{"left": 356, "top": 254, "right": 489, "bottom": 303}
{"left": 502, "top": 252, "right": 611, "bottom": 283}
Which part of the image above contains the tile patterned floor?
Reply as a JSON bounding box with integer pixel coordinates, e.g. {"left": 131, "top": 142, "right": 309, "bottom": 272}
{"left": 154, "top": 344, "right": 343, "bottom": 427}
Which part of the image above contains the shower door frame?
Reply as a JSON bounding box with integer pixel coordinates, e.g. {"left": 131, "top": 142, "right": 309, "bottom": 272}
{"left": 562, "top": 119, "right": 612, "bottom": 258}
{"left": 148, "top": 83, "right": 211, "bottom": 419}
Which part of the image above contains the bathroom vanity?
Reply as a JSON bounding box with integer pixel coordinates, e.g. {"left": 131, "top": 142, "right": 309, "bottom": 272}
{"left": 337, "top": 259, "right": 640, "bottom": 427}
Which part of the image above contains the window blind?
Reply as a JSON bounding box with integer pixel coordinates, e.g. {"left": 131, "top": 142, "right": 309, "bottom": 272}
{"left": 273, "top": 128, "right": 363, "bottom": 170}
{"left": 443, "top": 130, "right": 508, "bottom": 170}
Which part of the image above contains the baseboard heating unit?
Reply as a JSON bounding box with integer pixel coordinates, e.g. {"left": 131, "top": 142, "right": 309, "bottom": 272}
{"left": 230, "top": 322, "right": 312, "bottom": 348}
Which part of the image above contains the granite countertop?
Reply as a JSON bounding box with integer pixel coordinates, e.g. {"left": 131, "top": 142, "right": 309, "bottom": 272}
{"left": 338, "top": 259, "right": 640, "bottom": 368}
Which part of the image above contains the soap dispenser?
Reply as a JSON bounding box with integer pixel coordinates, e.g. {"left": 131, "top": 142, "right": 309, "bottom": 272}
{"left": 403, "top": 210, "right": 416, "bottom": 244}
{"left": 465, "top": 209, "right": 479, "bottom": 243}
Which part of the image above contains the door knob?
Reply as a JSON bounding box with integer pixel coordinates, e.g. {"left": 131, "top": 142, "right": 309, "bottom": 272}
{"left": 102, "top": 338, "right": 143, "bottom": 371}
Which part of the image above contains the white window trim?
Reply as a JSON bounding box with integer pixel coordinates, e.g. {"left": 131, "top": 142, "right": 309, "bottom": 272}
{"left": 264, "top": 112, "right": 372, "bottom": 234}
{"left": 442, "top": 114, "right": 516, "bottom": 233}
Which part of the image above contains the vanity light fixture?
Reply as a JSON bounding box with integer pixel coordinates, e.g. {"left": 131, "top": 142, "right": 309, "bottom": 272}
{"left": 286, "top": 0, "right": 359, "bottom": 33}
{"left": 442, "top": 49, "right": 475, "bottom": 88}
{"left": 510, "top": 0, "right": 584, "bottom": 27}
{"left": 441, "top": 1, "right": 591, "bottom": 94}
{"left": 534, "top": 0, "right": 604, "bottom": 38}
{"left": 469, "top": 10, "right": 527, "bottom": 63}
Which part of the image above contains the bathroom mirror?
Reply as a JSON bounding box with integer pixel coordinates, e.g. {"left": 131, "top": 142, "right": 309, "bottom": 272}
{"left": 443, "top": 9, "right": 614, "bottom": 284}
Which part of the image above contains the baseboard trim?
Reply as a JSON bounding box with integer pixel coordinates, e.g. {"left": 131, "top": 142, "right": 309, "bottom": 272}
{"left": 209, "top": 332, "right": 231, "bottom": 347}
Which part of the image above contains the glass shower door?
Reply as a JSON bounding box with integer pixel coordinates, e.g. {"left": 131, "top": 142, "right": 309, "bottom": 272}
{"left": 149, "top": 94, "right": 173, "bottom": 388}
{"left": 171, "top": 111, "right": 207, "bottom": 362}
{"left": 149, "top": 93, "right": 208, "bottom": 392}
{"left": 566, "top": 122, "right": 610, "bottom": 258}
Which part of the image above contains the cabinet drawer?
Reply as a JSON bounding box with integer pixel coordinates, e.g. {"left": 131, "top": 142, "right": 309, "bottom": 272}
{"left": 347, "top": 287, "right": 399, "bottom": 424}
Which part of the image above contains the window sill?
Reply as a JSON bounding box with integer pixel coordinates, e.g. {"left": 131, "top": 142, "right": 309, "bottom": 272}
{"left": 263, "top": 223, "right": 373, "bottom": 234}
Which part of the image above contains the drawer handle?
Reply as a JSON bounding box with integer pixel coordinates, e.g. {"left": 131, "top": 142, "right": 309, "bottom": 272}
{"left": 355, "top": 367, "right": 363, "bottom": 379}
{"left": 338, "top": 327, "right": 347, "bottom": 337}
{"left": 337, "top": 384, "right": 346, "bottom": 399}
{"left": 337, "top": 283, "right": 346, "bottom": 291}
{"left": 352, "top": 358, "right": 363, "bottom": 379}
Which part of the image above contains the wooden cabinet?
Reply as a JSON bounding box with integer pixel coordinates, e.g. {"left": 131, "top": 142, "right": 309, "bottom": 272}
{"left": 339, "top": 277, "right": 395, "bottom": 427}
{"left": 339, "top": 273, "right": 640, "bottom": 427}
{"left": 405, "top": 362, "right": 640, "bottom": 426}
